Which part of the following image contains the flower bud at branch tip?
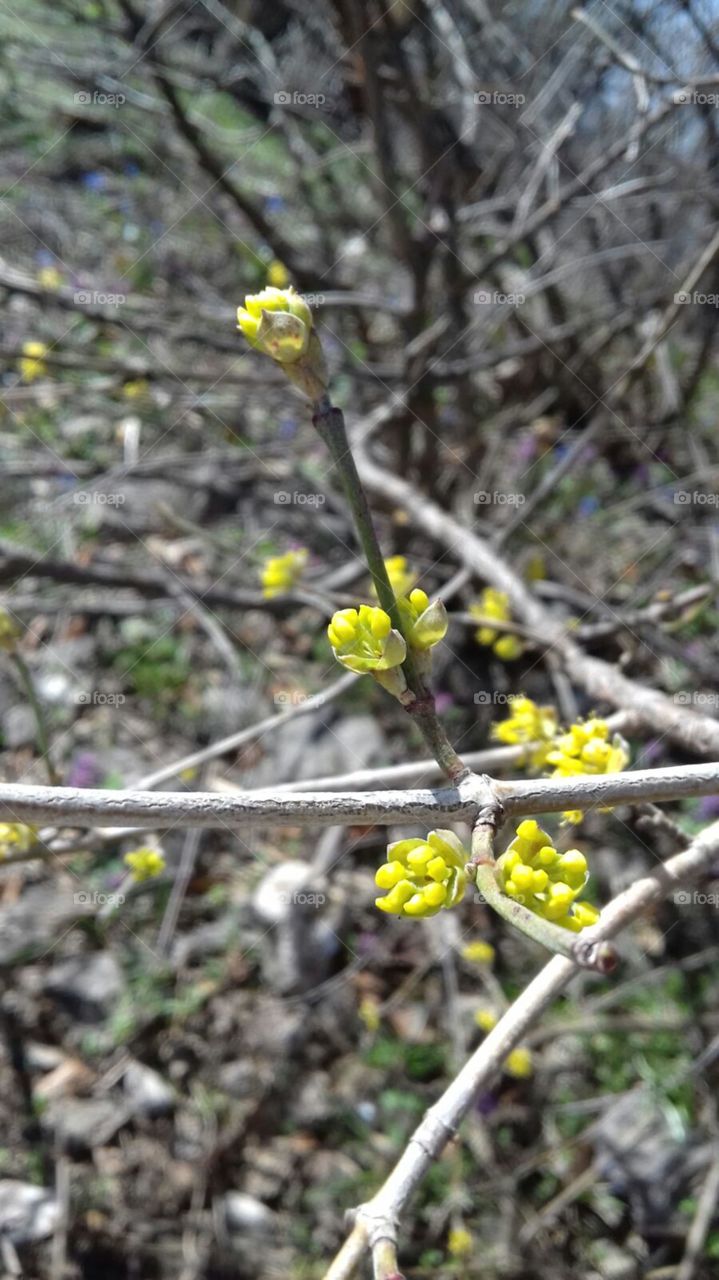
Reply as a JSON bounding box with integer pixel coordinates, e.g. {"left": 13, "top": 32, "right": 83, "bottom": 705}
{"left": 237, "top": 286, "right": 328, "bottom": 400}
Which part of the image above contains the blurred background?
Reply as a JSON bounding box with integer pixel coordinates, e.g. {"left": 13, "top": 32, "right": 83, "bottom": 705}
{"left": 1, "top": 2, "right": 719, "bottom": 1277}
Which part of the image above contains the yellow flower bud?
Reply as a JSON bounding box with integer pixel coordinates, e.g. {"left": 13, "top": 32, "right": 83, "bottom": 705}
{"left": 267, "top": 259, "right": 290, "bottom": 288}
{"left": 124, "top": 846, "right": 166, "bottom": 882}
{"left": 448, "top": 1227, "right": 473, "bottom": 1257}
{"left": 505, "top": 1046, "right": 533, "bottom": 1079}
{"left": 374, "top": 829, "right": 468, "bottom": 918}
{"left": 237, "top": 287, "right": 327, "bottom": 399}
{"left": 260, "top": 548, "right": 308, "bottom": 598}
{"left": 474, "top": 1008, "right": 498, "bottom": 1032}
{"left": 470, "top": 588, "right": 524, "bottom": 659}
{"left": 19, "top": 340, "right": 48, "bottom": 383}
{"left": 397, "top": 589, "right": 449, "bottom": 652}
{"left": 490, "top": 695, "right": 558, "bottom": 769}
{"left": 327, "top": 606, "right": 407, "bottom": 694}
{"left": 461, "top": 940, "right": 495, "bottom": 965}
{"left": 0, "top": 822, "right": 38, "bottom": 859}
{"left": 545, "top": 715, "right": 630, "bottom": 824}
{"left": 370, "top": 556, "right": 417, "bottom": 600}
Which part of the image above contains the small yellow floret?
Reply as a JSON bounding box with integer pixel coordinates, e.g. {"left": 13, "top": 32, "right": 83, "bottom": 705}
{"left": 261, "top": 548, "right": 308, "bottom": 598}
{"left": 461, "top": 940, "right": 495, "bottom": 965}
{"left": 448, "top": 1226, "right": 473, "bottom": 1257}
{"left": 19, "top": 341, "right": 48, "bottom": 383}
{"left": 505, "top": 1046, "right": 533, "bottom": 1078}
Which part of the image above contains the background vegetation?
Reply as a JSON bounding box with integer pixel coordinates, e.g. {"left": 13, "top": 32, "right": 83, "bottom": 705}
{"left": 1, "top": 1, "right": 719, "bottom": 1277}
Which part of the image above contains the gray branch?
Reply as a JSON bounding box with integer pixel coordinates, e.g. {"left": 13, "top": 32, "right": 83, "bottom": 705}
{"left": 1, "top": 762, "right": 718, "bottom": 831}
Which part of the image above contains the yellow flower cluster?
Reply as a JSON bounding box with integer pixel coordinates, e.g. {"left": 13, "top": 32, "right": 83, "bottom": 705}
{"left": 546, "top": 717, "right": 629, "bottom": 824}
{"left": 375, "top": 555, "right": 417, "bottom": 599}
{"left": 0, "top": 823, "right": 38, "bottom": 860}
{"left": 328, "top": 604, "right": 406, "bottom": 674}
{"left": 375, "top": 829, "right": 467, "bottom": 918}
{"left": 19, "top": 340, "right": 48, "bottom": 383}
{"left": 124, "top": 847, "right": 166, "bottom": 881}
{"left": 496, "top": 819, "right": 599, "bottom": 932}
{"left": 261, "top": 548, "right": 308, "bottom": 598}
{"left": 491, "top": 695, "right": 558, "bottom": 768}
{"left": 470, "top": 588, "right": 523, "bottom": 661}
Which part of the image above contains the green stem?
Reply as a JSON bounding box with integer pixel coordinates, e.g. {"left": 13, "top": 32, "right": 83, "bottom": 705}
{"left": 312, "top": 397, "right": 467, "bottom": 783}
{"left": 11, "top": 651, "right": 58, "bottom": 785}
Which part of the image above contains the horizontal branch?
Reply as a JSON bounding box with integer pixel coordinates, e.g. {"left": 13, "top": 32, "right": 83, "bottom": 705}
{"left": 0, "top": 781, "right": 472, "bottom": 830}
{"left": 496, "top": 763, "right": 719, "bottom": 815}
{"left": 1, "top": 762, "right": 717, "bottom": 832}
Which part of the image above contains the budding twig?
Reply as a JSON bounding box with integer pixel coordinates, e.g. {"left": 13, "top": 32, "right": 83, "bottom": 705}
{"left": 312, "top": 394, "right": 467, "bottom": 783}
